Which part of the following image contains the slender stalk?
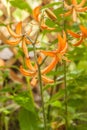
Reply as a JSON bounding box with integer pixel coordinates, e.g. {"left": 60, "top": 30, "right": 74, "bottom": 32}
{"left": 26, "top": 77, "right": 34, "bottom": 105}
{"left": 38, "top": 65, "right": 47, "bottom": 130}
{"left": 47, "top": 64, "right": 58, "bottom": 122}
{"left": 62, "top": 0, "right": 68, "bottom": 129}
{"left": 64, "top": 61, "right": 68, "bottom": 130}
{"left": 33, "top": 41, "right": 47, "bottom": 129}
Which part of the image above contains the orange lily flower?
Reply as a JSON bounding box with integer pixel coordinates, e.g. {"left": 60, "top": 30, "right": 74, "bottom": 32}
{"left": 67, "top": 25, "right": 87, "bottom": 46}
{"left": 6, "top": 22, "right": 32, "bottom": 57}
{"left": 63, "top": 0, "right": 87, "bottom": 22}
{"left": 33, "top": 5, "right": 41, "bottom": 22}
{"left": 41, "top": 31, "right": 68, "bottom": 73}
{"left": 33, "top": 6, "right": 55, "bottom": 30}
{"left": 20, "top": 56, "right": 54, "bottom": 87}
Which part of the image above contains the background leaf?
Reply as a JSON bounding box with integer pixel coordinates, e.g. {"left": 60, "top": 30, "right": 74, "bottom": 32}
{"left": 19, "top": 108, "right": 40, "bottom": 130}
{"left": 10, "top": 0, "right": 32, "bottom": 13}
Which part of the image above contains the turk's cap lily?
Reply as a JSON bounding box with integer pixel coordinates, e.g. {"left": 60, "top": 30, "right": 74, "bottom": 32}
{"left": 63, "top": 0, "right": 87, "bottom": 22}
{"left": 41, "top": 31, "right": 67, "bottom": 55}
{"left": 41, "top": 31, "right": 68, "bottom": 73}
{"left": 20, "top": 56, "right": 54, "bottom": 87}
{"left": 6, "top": 22, "right": 33, "bottom": 58}
{"left": 67, "top": 25, "right": 87, "bottom": 46}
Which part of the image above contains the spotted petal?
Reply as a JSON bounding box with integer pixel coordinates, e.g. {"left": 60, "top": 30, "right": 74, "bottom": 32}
{"left": 73, "top": 36, "right": 83, "bottom": 46}
{"left": 41, "top": 56, "right": 58, "bottom": 74}
{"left": 33, "top": 6, "right": 41, "bottom": 22}
{"left": 42, "top": 75, "right": 54, "bottom": 83}
{"left": 7, "top": 25, "right": 21, "bottom": 38}
{"left": 26, "top": 58, "right": 35, "bottom": 71}
{"left": 6, "top": 39, "right": 21, "bottom": 46}
{"left": 41, "top": 50, "right": 55, "bottom": 57}
{"left": 67, "top": 29, "right": 80, "bottom": 38}
{"left": 16, "top": 22, "right": 22, "bottom": 35}
{"left": 20, "top": 66, "right": 36, "bottom": 76}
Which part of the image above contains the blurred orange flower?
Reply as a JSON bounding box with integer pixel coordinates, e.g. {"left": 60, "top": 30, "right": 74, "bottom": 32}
{"left": 63, "top": 0, "right": 87, "bottom": 22}
{"left": 20, "top": 56, "right": 54, "bottom": 87}
{"left": 41, "top": 31, "right": 68, "bottom": 73}
{"left": 67, "top": 25, "right": 87, "bottom": 46}
{"left": 6, "top": 22, "right": 32, "bottom": 58}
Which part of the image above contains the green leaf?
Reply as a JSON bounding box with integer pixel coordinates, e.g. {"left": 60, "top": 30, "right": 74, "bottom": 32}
{"left": 50, "top": 89, "right": 65, "bottom": 102}
{"left": 51, "top": 100, "right": 62, "bottom": 108}
{"left": 13, "top": 91, "right": 35, "bottom": 113}
{"left": 19, "top": 108, "right": 40, "bottom": 130}
{"left": 10, "top": 0, "right": 32, "bottom": 13}
{"left": 0, "top": 23, "right": 6, "bottom": 26}
{"left": 72, "top": 113, "right": 87, "bottom": 121}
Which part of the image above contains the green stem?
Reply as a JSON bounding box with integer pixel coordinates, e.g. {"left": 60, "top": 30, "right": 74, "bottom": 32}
{"left": 64, "top": 61, "right": 68, "bottom": 130}
{"left": 38, "top": 65, "right": 47, "bottom": 130}
{"left": 47, "top": 64, "right": 58, "bottom": 126}
{"left": 33, "top": 43, "right": 47, "bottom": 130}
{"left": 26, "top": 77, "right": 34, "bottom": 105}
{"left": 62, "top": 0, "right": 68, "bottom": 129}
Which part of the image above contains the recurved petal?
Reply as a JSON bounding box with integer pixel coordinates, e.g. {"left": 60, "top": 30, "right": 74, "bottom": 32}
{"left": 26, "top": 58, "right": 35, "bottom": 71}
{"left": 67, "top": 29, "right": 80, "bottom": 38}
{"left": 72, "top": 8, "right": 77, "bottom": 22}
{"left": 72, "top": 0, "right": 77, "bottom": 5}
{"left": 76, "top": 7, "right": 87, "bottom": 12}
{"left": 80, "top": 25, "right": 87, "bottom": 36}
{"left": 20, "top": 66, "right": 36, "bottom": 76}
{"left": 73, "top": 36, "right": 83, "bottom": 46}
{"left": 33, "top": 6, "right": 41, "bottom": 22}
{"left": 31, "top": 77, "right": 37, "bottom": 87}
{"left": 41, "top": 56, "right": 58, "bottom": 74}
{"left": 7, "top": 25, "right": 21, "bottom": 38}
{"left": 61, "top": 41, "right": 68, "bottom": 54}
{"left": 57, "top": 33, "right": 66, "bottom": 52}
{"left": 6, "top": 39, "right": 21, "bottom": 45}
{"left": 41, "top": 50, "right": 55, "bottom": 57}
{"left": 16, "top": 21, "right": 22, "bottom": 35}
{"left": 41, "top": 24, "right": 55, "bottom": 30}
{"left": 61, "top": 10, "right": 72, "bottom": 17}
{"left": 42, "top": 75, "right": 54, "bottom": 83}
{"left": 22, "top": 37, "right": 29, "bottom": 58}
{"left": 76, "top": 0, "right": 86, "bottom": 8}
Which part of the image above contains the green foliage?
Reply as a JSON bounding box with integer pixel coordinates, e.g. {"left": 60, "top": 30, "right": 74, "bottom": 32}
{"left": 10, "top": 0, "right": 32, "bottom": 13}
{"left": 13, "top": 91, "right": 35, "bottom": 113}
{"left": 19, "top": 108, "right": 40, "bottom": 130}
{"left": 0, "top": 0, "right": 87, "bottom": 129}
